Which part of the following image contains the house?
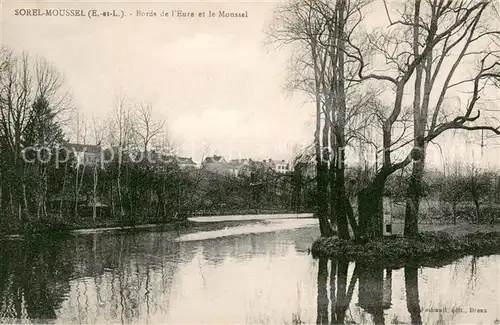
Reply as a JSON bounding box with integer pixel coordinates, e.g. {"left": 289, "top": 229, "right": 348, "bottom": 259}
{"left": 383, "top": 213, "right": 404, "bottom": 236}
{"left": 139, "top": 150, "right": 174, "bottom": 164}
{"left": 202, "top": 155, "right": 233, "bottom": 175}
{"left": 62, "top": 142, "right": 102, "bottom": 167}
{"left": 262, "top": 159, "right": 291, "bottom": 174}
{"left": 176, "top": 157, "right": 198, "bottom": 169}
{"left": 203, "top": 155, "right": 227, "bottom": 164}
{"left": 228, "top": 158, "right": 251, "bottom": 177}
{"left": 272, "top": 159, "right": 291, "bottom": 174}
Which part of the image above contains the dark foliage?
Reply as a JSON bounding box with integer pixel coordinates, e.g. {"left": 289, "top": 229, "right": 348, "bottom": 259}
{"left": 311, "top": 231, "right": 500, "bottom": 268}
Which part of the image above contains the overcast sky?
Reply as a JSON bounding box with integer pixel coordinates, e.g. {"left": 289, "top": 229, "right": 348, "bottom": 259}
{"left": 2, "top": 0, "right": 500, "bottom": 168}
{"left": 2, "top": 1, "right": 315, "bottom": 163}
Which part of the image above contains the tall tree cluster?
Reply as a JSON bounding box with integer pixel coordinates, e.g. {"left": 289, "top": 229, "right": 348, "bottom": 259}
{"left": 270, "top": 0, "right": 500, "bottom": 239}
{"left": 0, "top": 48, "right": 70, "bottom": 224}
{"left": 0, "top": 49, "right": 306, "bottom": 234}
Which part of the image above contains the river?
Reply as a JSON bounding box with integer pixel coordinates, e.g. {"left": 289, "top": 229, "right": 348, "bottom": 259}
{"left": 0, "top": 215, "right": 498, "bottom": 324}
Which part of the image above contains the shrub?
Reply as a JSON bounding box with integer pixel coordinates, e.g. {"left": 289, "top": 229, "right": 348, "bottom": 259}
{"left": 311, "top": 231, "right": 500, "bottom": 267}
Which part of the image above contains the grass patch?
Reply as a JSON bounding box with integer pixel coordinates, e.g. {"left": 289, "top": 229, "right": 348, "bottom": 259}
{"left": 311, "top": 231, "right": 500, "bottom": 268}
{"left": 0, "top": 213, "right": 193, "bottom": 239}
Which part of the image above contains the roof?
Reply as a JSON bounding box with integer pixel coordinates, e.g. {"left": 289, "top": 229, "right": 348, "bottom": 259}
{"left": 204, "top": 155, "right": 225, "bottom": 163}
{"left": 229, "top": 158, "right": 249, "bottom": 166}
{"left": 267, "top": 159, "right": 288, "bottom": 165}
{"left": 177, "top": 157, "right": 197, "bottom": 165}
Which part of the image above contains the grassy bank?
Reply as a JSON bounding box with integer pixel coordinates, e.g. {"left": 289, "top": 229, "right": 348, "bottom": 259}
{"left": 311, "top": 230, "right": 500, "bottom": 268}
{"left": 0, "top": 216, "right": 193, "bottom": 239}
{"left": 0, "top": 209, "right": 311, "bottom": 238}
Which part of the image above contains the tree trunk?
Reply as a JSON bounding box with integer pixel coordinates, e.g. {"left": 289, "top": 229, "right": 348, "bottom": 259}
{"left": 322, "top": 99, "right": 331, "bottom": 222}
{"left": 312, "top": 32, "right": 332, "bottom": 237}
{"left": 473, "top": 198, "right": 480, "bottom": 223}
{"left": 329, "top": 159, "right": 337, "bottom": 230}
{"left": 92, "top": 166, "right": 98, "bottom": 220}
{"left": 0, "top": 170, "right": 2, "bottom": 214}
{"left": 59, "top": 163, "right": 68, "bottom": 219}
{"left": 357, "top": 174, "right": 385, "bottom": 240}
{"left": 110, "top": 183, "right": 116, "bottom": 218}
{"left": 37, "top": 198, "right": 41, "bottom": 220}
{"left": 10, "top": 190, "right": 14, "bottom": 216}
{"left": 36, "top": 165, "right": 42, "bottom": 220}
{"left": 345, "top": 195, "right": 359, "bottom": 239}
{"left": 74, "top": 167, "right": 79, "bottom": 218}
{"left": 335, "top": 0, "right": 350, "bottom": 240}
{"left": 21, "top": 164, "right": 29, "bottom": 217}
{"left": 404, "top": 157, "right": 424, "bottom": 237}
{"left": 405, "top": 0, "right": 430, "bottom": 239}
{"left": 333, "top": 167, "right": 350, "bottom": 240}
{"left": 22, "top": 183, "right": 28, "bottom": 219}
{"left": 117, "top": 168, "right": 124, "bottom": 220}
{"left": 452, "top": 202, "right": 457, "bottom": 225}
{"left": 43, "top": 164, "right": 48, "bottom": 219}
{"left": 317, "top": 162, "right": 333, "bottom": 237}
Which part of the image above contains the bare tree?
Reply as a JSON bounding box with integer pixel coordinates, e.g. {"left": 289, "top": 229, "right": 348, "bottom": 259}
{"left": 464, "top": 163, "right": 494, "bottom": 224}
{"left": 269, "top": 0, "right": 374, "bottom": 238}
{"left": 269, "top": 0, "right": 334, "bottom": 237}
{"left": 369, "top": 1, "right": 500, "bottom": 236}
{"left": 135, "top": 101, "right": 165, "bottom": 154}
{"left": 0, "top": 48, "right": 71, "bottom": 219}
{"left": 440, "top": 161, "right": 465, "bottom": 225}
{"left": 339, "top": 0, "right": 500, "bottom": 239}
{"left": 91, "top": 115, "right": 106, "bottom": 146}
{"left": 106, "top": 92, "right": 137, "bottom": 218}
{"left": 71, "top": 111, "right": 88, "bottom": 144}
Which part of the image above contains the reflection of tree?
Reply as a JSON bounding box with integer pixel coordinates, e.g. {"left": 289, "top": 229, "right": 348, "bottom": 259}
{"left": 97, "top": 233, "right": 183, "bottom": 324}
{"left": 333, "top": 259, "right": 358, "bottom": 324}
{"left": 316, "top": 258, "right": 328, "bottom": 324}
{"left": 315, "top": 259, "right": 358, "bottom": 325}
{"left": 8, "top": 231, "right": 187, "bottom": 323}
{"left": 0, "top": 238, "right": 74, "bottom": 320}
{"left": 357, "top": 264, "right": 393, "bottom": 325}
{"left": 404, "top": 263, "right": 422, "bottom": 325}
{"left": 315, "top": 259, "right": 425, "bottom": 325}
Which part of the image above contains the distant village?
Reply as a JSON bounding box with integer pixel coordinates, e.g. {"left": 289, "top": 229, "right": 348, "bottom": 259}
{"left": 63, "top": 141, "right": 293, "bottom": 177}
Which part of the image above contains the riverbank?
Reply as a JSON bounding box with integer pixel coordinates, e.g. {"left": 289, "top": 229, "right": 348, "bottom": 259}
{"left": 311, "top": 224, "right": 500, "bottom": 268}
{"left": 1, "top": 210, "right": 314, "bottom": 239}
{"left": 189, "top": 208, "right": 312, "bottom": 217}
{"left": 0, "top": 218, "right": 193, "bottom": 240}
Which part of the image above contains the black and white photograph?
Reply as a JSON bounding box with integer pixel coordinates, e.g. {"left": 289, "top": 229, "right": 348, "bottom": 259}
{"left": 1, "top": 0, "right": 500, "bottom": 324}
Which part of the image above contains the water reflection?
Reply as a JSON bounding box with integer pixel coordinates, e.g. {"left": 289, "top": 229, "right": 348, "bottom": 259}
{"left": 357, "top": 264, "right": 391, "bottom": 324}
{"left": 314, "top": 260, "right": 406, "bottom": 325}
{"left": 64, "top": 232, "right": 187, "bottom": 324}
{"left": 0, "top": 238, "right": 73, "bottom": 321}
{"left": 403, "top": 264, "right": 421, "bottom": 325}
{"left": 0, "top": 221, "right": 498, "bottom": 324}
{"left": 315, "top": 256, "right": 499, "bottom": 325}
{"left": 315, "top": 259, "right": 359, "bottom": 325}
